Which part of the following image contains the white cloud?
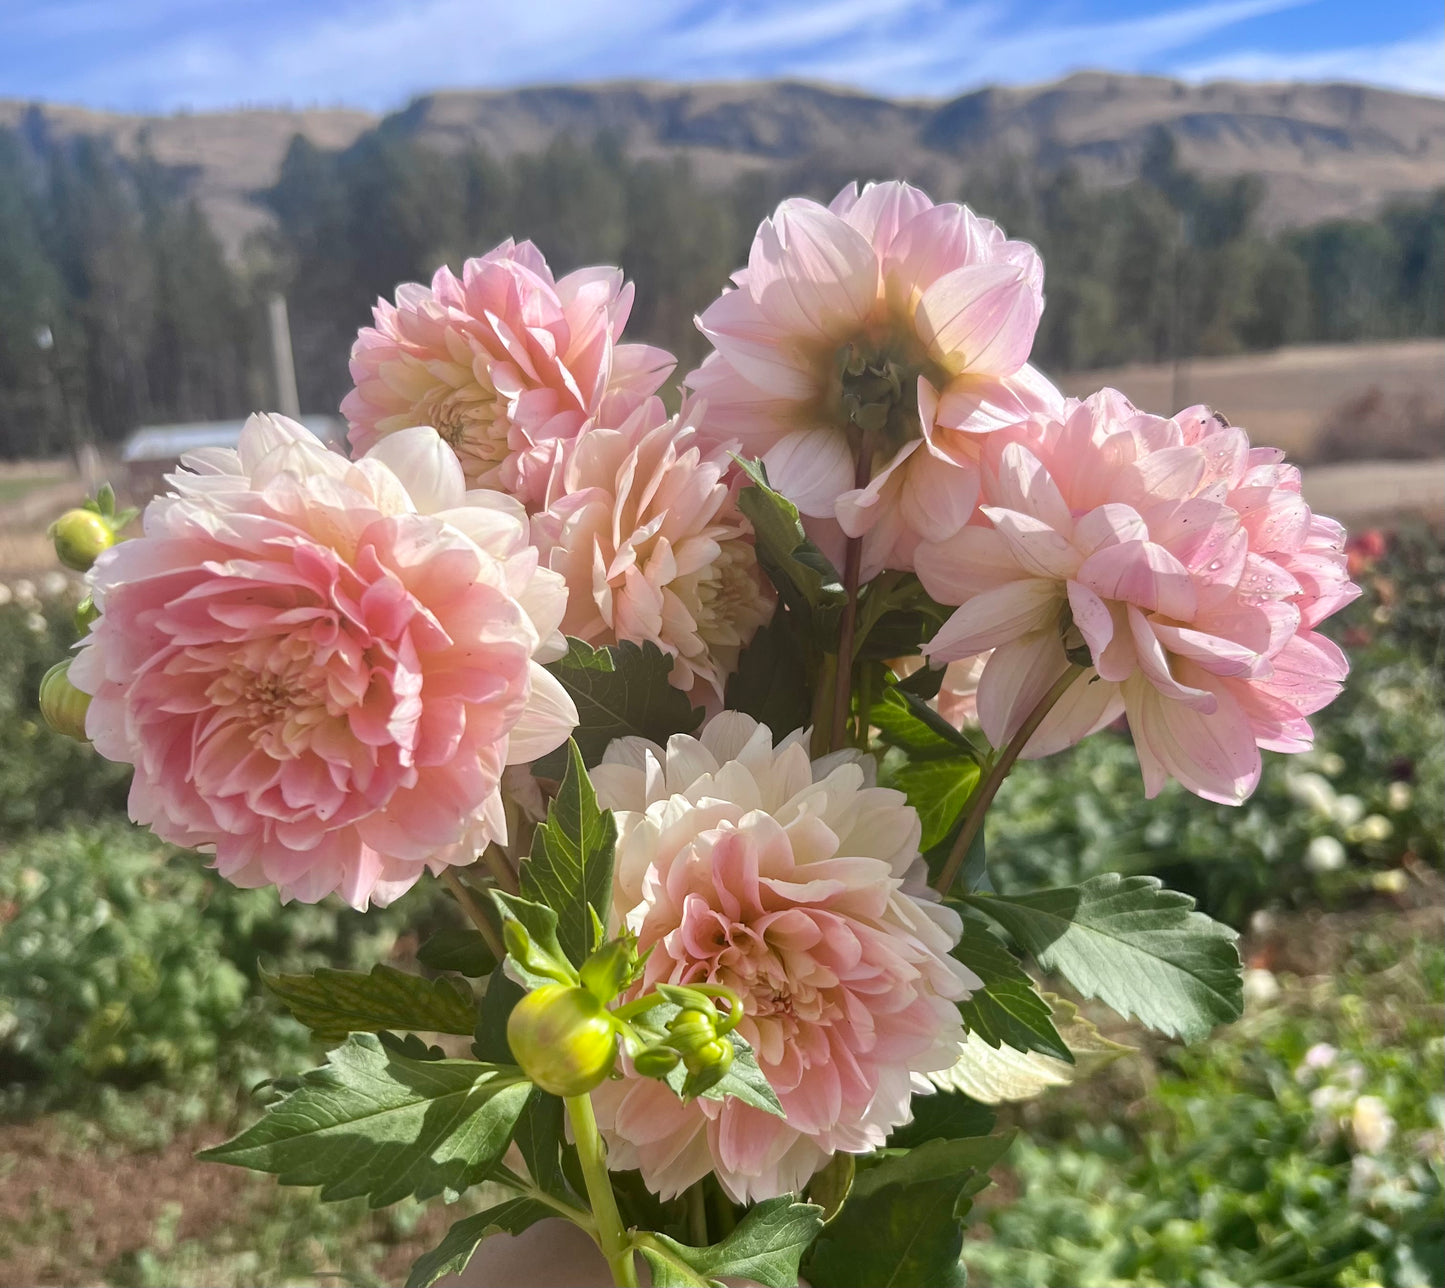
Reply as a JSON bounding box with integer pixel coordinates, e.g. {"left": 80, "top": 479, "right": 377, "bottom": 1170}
{"left": 5, "top": 0, "right": 1441, "bottom": 111}
{"left": 1180, "top": 28, "right": 1445, "bottom": 96}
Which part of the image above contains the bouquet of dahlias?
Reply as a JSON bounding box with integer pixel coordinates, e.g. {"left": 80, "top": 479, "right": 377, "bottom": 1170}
{"left": 40, "top": 182, "right": 1359, "bottom": 1288}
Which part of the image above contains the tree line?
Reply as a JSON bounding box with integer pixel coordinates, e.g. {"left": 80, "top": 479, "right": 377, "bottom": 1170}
{"left": 0, "top": 115, "right": 1440, "bottom": 459}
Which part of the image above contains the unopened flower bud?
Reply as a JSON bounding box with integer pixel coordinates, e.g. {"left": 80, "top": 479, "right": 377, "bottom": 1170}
{"left": 507, "top": 984, "right": 618, "bottom": 1097}
{"left": 580, "top": 937, "right": 637, "bottom": 1003}
{"left": 39, "top": 659, "right": 91, "bottom": 741}
{"left": 681, "top": 1036, "right": 734, "bottom": 1098}
{"left": 49, "top": 509, "right": 115, "bottom": 572}
{"left": 666, "top": 1008, "right": 718, "bottom": 1056}
{"left": 632, "top": 1046, "right": 681, "bottom": 1079}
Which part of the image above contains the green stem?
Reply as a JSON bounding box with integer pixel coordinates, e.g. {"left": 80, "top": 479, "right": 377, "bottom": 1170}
{"left": 480, "top": 843, "right": 520, "bottom": 895}
{"left": 810, "top": 651, "right": 838, "bottom": 759}
{"left": 565, "top": 1092, "right": 637, "bottom": 1288}
{"left": 932, "top": 663, "right": 1087, "bottom": 896}
{"left": 493, "top": 1164, "right": 597, "bottom": 1233}
{"left": 686, "top": 1182, "right": 709, "bottom": 1247}
{"left": 439, "top": 868, "right": 505, "bottom": 960}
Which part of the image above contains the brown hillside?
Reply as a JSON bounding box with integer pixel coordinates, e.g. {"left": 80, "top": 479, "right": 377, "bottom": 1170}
{"left": 3, "top": 73, "right": 1442, "bottom": 256}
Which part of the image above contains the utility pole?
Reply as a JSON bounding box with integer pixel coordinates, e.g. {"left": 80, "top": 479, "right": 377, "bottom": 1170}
{"left": 267, "top": 293, "right": 302, "bottom": 419}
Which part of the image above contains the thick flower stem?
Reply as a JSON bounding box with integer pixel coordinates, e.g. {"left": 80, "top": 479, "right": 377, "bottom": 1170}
{"left": 932, "top": 663, "right": 1087, "bottom": 895}
{"left": 830, "top": 434, "right": 875, "bottom": 754}
{"left": 480, "top": 843, "right": 520, "bottom": 895}
{"left": 438, "top": 868, "right": 506, "bottom": 961}
{"left": 565, "top": 1092, "right": 638, "bottom": 1288}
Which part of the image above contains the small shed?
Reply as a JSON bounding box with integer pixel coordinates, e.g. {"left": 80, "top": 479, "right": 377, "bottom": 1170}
{"left": 119, "top": 416, "right": 347, "bottom": 499}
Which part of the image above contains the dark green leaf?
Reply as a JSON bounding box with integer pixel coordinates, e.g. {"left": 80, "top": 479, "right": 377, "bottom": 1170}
{"left": 536, "top": 639, "right": 702, "bottom": 775}
{"left": 416, "top": 928, "right": 497, "bottom": 978}
{"left": 198, "top": 1034, "right": 531, "bottom": 1207}
{"left": 852, "top": 573, "right": 953, "bottom": 663}
{"left": 734, "top": 458, "right": 844, "bottom": 617}
{"left": 638, "top": 1197, "right": 824, "bottom": 1288}
{"left": 887, "top": 1092, "right": 996, "bottom": 1150}
{"left": 521, "top": 741, "right": 617, "bottom": 966}
{"left": 513, "top": 1090, "right": 573, "bottom": 1200}
{"left": 724, "top": 609, "right": 812, "bottom": 739}
{"left": 472, "top": 965, "right": 525, "bottom": 1064}
{"left": 953, "top": 919, "right": 1072, "bottom": 1063}
{"left": 807, "top": 1135, "right": 1014, "bottom": 1288}
{"left": 404, "top": 1198, "right": 554, "bottom": 1288}
{"left": 961, "top": 874, "right": 1244, "bottom": 1041}
{"left": 260, "top": 964, "right": 477, "bottom": 1041}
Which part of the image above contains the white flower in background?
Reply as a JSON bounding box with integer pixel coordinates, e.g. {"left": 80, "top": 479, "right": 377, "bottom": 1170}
{"left": 1304, "top": 835, "right": 1347, "bottom": 873}
{"left": 1350, "top": 1095, "right": 1396, "bottom": 1154}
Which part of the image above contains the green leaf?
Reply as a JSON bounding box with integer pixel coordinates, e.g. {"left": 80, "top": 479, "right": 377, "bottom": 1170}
{"left": 871, "top": 685, "right": 983, "bottom": 762}
{"left": 521, "top": 741, "right": 617, "bottom": 966}
{"left": 889, "top": 756, "right": 982, "bottom": 852}
{"left": 513, "top": 1090, "right": 573, "bottom": 1200}
{"left": 638, "top": 1197, "right": 825, "bottom": 1288}
{"left": 807, "top": 1135, "right": 1014, "bottom": 1288}
{"left": 952, "top": 919, "right": 1072, "bottom": 1063}
{"left": 887, "top": 1092, "right": 996, "bottom": 1150}
{"left": 536, "top": 639, "right": 702, "bottom": 775}
{"left": 724, "top": 609, "right": 812, "bottom": 739}
{"left": 260, "top": 964, "right": 477, "bottom": 1041}
{"left": 851, "top": 573, "right": 953, "bottom": 662}
{"left": 472, "top": 965, "right": 525, "bottom": 1064}
{"left": 636, "top": 1004, "right": 786, "bottom": 1119}
{"left": 404, "top": 1198, "right": 554, "bottom": 1288}
{"left": 734, "top": 458, "right": 844, "bottom": 616}
{"left": 197, "top": 1033, "right": 531, "bottom": 1207}
{"left": 416, "top": 928, "right": 497, "bottom": 978}
{"left": 961, "top": 874, "right": 1244, "bottom": 1041}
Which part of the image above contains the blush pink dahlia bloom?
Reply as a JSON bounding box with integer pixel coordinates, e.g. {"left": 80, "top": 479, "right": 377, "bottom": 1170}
{"left": 686, "top": 181, "right": 1062, "bottom": 578}
{"left": 531, "top": 397, "right": 773, "bottom": 705}
{"left": 343, "top": 240, "right": 674, "bottom": 506}
{"left": 70, "top": 414, "right": 576, "bottom": 909}
{"left": 916, "top": 391, "right": 1360, "bottom": 804}
{"left": 588, "top": 714, "right": 976, "bottom": 1202}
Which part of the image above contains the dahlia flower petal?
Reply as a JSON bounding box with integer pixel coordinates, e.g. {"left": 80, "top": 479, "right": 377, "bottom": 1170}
{"left": 926, "top": 579, "right": 1060, "bottom": 660}
{"left": 917, "top": 263, "right": 1041, "bottom": 377}
{"left": 360, "top": 425, "right": 467, "bottom": 513}
{"left": 976, "top": 631, "right": 1070, "bottom": 747}
{"left": 764, "top": 427, "right": 858, "bottom": 519}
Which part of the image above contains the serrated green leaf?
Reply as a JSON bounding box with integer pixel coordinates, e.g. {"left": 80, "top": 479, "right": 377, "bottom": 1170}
{"left": 851, "top": 573, "right": 953, "bottom": 662}
{"left": 724, "top": 609, "right": 812, "bottom": 739}
{"left": 197, "top": 1034, "right": 531, "bottom": 1207}
{"left": 961, "top": 874, "right": 1243, "bottom": 1041}
{"left": 889, "top": 756, "right": 982, "bottom": 851}
{"left": 638, "top": 1197, "right": 824, "bottom": 1288}
{"left": 513, "top": 1090, "right": 574, "bottom": 1200}
{"left": 952, "top": 919, "right": 1072, "bottom": 1063}
{"left": 734, "top": 458, "right": 844, "bottom": 616}
{"left": 521, "top": 741, "right": 617, "bottom": 966}
{"left": 404, "top": 1198, "right": 554, "bottom": 1288}
{"left": 416, "top": 928, "right": 497, "bottom": 978}
{"left": 887, "top": 1092, "right": 996, "bottom": 1150}
{"left": 261, "top": 964, "right": 477, "bottom": 1041}
{"left": 536, "top": 639, "right": 702, "bottom": 776}
{"left": 807, "top": 1135, "right": 1014, "bottom": 1288}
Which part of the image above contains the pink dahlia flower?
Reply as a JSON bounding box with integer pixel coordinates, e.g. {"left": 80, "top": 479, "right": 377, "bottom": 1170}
{"left": 915, "top": 391, "right": 1360, "bottom": 805}
{"left": 70, "top": 414, "right": 576, "bottom": 909}
{"left": 531, "top": 397, "right": 773, "bottom": 706}
{"left": 686, "top": 181, "right": 1062, "bottom": 578}
{"left": 343, "top": 240, "right": 674, "bottom": 507}
{"left": 588, "top": 714, "right": 976, "bottom": 1202}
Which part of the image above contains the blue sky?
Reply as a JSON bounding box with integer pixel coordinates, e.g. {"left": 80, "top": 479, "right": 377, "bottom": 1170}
{"left": 0, "top": 0, "right": 1439, "bottom": 113}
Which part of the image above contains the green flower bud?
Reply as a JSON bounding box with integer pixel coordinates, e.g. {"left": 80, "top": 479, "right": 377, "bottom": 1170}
{"left": 667, "top": 1007, "right": 718, "bottom": 1055}
{"left": 507, "top": 984, "right": 618, "bottom": 1097}
{"left": 681, "top": 1037, "right": 734, "bottom": 1098}
{"left": 49, "top": 508, "right": 115, "bottom": 572}
{"left": 632, "top": 1046, "right": 681, "bottom": 1079}
{"left": 580, "top": 936, "right": 640, "bottom": 1003}
{"left": 39, "top": 659, "right": 91, "bottom": 741}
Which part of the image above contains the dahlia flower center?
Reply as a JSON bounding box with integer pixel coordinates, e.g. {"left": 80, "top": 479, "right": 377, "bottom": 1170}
{"left": 828, "top": 331, "right": 948, "bottom": 463}
{"left": 424, "top": 380, "right": 507, "bottom": 464}
{"left": 689, "top": 539, "right": 768, "bottom": 649}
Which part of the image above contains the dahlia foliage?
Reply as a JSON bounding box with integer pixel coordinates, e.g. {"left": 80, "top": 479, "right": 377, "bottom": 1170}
{"left": 44, "top": 181, "right": 1357, "bottom": 1288}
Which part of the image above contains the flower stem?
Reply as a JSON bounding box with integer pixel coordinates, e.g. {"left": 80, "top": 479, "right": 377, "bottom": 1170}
{"left": 686, "top": 1182, "right": 709, "bottom": 1246}
{"left": 481, "top": 842, "right": 520, "bottom": 895}
{"left": 932, "top": 663, "right": 1087, "bottom": 895}
{"left": 565, "top": 1092, "right": 638, "bottom": 1287}
{"left": 438, "top": 868, "right": 505, "bottom": 961}
{"left": 829, "top": 435, "right": 875, "bottom": 754}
